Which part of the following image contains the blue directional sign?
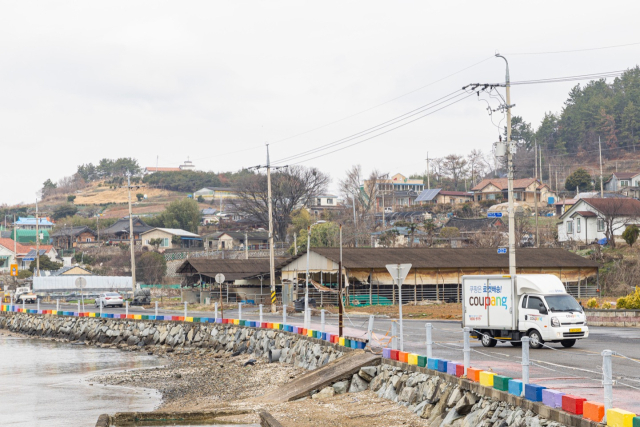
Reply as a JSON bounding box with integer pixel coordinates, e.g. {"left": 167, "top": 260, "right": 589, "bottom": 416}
{"left": 487, "top": 212, "right": 503, "bottom": 218}
{"left": 497, "top": 247, "right": 507, "bottom": 254}
{"left": 23, "top": 257, "right": 35, "bottom": 262}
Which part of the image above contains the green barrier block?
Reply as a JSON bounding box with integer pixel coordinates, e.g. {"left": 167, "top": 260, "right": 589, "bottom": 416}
{"left": 278, "top": 324, "right": 283, "bottom": 330}
{"left": 493, "top": 375, "right": 511, "bottom": 391}
{"left": 344, "top": 338, "right": 351, "bottom": 347}
{"left": 193, "top": 317, "right": 201, "bottom": 323}
{"left": 417, "top": 355, "right": 427, "bottom": 367}
{"left": 141, "top": 315, "right": 149, "bottom": 320}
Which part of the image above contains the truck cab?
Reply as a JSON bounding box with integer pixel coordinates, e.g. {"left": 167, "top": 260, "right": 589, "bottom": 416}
{"left": 519, "top": 293, "right": 588, "bottom": 348}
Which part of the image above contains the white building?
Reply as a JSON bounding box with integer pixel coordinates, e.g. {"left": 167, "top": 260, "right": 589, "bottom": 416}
{"left": 557, "top": 198, "right": 640, "bottom": 243}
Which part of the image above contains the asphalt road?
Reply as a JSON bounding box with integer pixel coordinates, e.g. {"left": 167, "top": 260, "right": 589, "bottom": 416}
{"left": 34, "top": 302, "right": 640, "bottom": 413}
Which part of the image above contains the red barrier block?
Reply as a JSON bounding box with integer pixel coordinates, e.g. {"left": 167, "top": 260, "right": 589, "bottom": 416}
{"left": 390, "top": 350, "right": 399, "bottom": 360}
{"left": 398, "top": 351, "right": 408, "bottom": 363}
{"left": 176, "top": 316, "right": 184, "bottom": 321}
{"left": 467, "top": 367, "right": 481, "bottom": 382}
{"left": 562, "top": 395, "right": 586, "bottom": 415}
{"left": 301, "top": 328, "right": 307, "bottom": 335}
{"left": 583, "top": 401, "right": 604, "bottom": 422}
{"left": 456, "top": 364, "right": 464, "bottom": 377}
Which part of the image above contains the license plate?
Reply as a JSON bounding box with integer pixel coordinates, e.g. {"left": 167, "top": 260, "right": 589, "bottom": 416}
{"left": 569, "top": 328, "right": 581, "bottom": 333}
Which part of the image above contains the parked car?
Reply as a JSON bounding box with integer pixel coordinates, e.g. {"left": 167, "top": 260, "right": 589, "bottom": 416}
{"left": 95, "top": 292, "right": 124, "bottom": 308}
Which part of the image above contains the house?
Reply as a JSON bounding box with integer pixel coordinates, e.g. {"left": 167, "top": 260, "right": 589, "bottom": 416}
{"left": 13, "top": 244, "right": 58, "bottom": 270}
{"left": 0, "top": 238, "right": 17, "bottom": 273}
{"left": 557, "top": 198, "right": 640, "bottom": 243}
{"left": 13, "top": 217, "right": 54, "bottom": 230}
{"left": 371, "top": 227, "right": 428, "bottom": 247}
{"left": 194, "top": 187, "right": 240, "bottom": 202}
{"left": 10, "top": 229, "right": 50, "bottom": 244}
{"left": 45, "top": 265, "right": 93, "bottom": 276}
{"left": 204, "top": 231, "right": 269, "bottom": 250}
{"left": 554, "top": 199, "right": 578, "bottom": 216}
{"left": 144, "top": 166, "right": 182, "bottom": 174}
{"left": 363, "top": 173, "right": 425, "bottom": 210}
{"left": 415, "top": 188, "right": 474, "bottom": 205}
{"left": 194, "top": 188, "right": 215, "bottom": 199}
{"left": 179, "top": 158, "right": 196, "bottom": 171}
{"left": 309, "top": 194, "right": 342, "bottom": 216}
{"left": 201, "top": 208, "right": 219, "bottom": 225}
{"left": 603, "top": 172, "right": 640, "bottom": 192}
{"left": 141, "top": 228, "right": 203, "bottom": 250}
{"left": 471, "top": 178, "right": 554, "bottom": 204}
{"left": 102, "top": 217, "right": 153, "bottom": 245}
{"left": 51, "top": 226, "right": 98, "bottom": 249}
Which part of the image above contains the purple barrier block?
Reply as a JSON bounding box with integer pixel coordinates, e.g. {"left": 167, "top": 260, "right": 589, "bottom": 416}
{"left": 215, "top": 318, "right": 222, "bottom": 323}
{"left": 447, "top": 362, "right": 458, "bottom": 376}
{"left": 293, "top": 326, "right": 299, "bottom": 334}
{"left": 542, "top": 389, "right": 564, "bottom": 408}
{"left": 382, "top": 348, "right": 391, "bottom": 359}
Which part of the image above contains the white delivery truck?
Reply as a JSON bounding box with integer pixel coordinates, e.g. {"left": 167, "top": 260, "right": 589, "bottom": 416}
{"left": 462, "top": 274, "right": 588, "bottom": 349}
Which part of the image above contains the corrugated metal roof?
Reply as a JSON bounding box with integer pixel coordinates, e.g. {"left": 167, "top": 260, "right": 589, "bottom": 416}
{"left": 176, "top": 258, "right": 290, "bottom": 280}
{"left": 303, "top": 247, "right": 598, "bottom": 269}
{"left": 415, "top": 189, "right": 441, "bottom": 202}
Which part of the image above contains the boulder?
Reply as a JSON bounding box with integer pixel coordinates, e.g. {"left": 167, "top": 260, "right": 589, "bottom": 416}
{"left": 358, "top": 366, "right": 377, "bottom": 382}
{"left": 348, "top": 374, "right": 368, "bottom": 393}
{"left": 333, "top": 381, "right": 349, "bottom": 395}
{"left": 312, "top": 387, "right": 335, "bottom": 400}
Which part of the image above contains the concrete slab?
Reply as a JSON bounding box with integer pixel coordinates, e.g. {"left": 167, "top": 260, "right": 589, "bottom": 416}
{"left": 257, "top": 350, "right": 381, "bottom": 403}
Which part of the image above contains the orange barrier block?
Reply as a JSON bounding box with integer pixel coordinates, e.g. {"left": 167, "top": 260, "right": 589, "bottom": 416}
{"left": 583, "top": 401, "right": 604, "bottom": 423}
{"left": 467, "top": 367, "right": 481, "bottom": 382}
{"left": 398, "top": 351, "right": 408, "bottom": 363}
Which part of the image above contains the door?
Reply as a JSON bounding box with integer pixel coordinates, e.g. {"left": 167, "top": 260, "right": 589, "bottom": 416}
{"left": 520, "top": 295, "right": 548, "bottom": 333}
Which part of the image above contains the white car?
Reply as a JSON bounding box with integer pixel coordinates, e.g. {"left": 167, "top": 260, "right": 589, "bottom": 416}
{"left": 95, "top": 292, "right": 124, "bottom": 308}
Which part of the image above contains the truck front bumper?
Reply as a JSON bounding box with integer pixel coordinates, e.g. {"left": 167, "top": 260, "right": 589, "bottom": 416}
{"left": 545, "top": 326, "right": 589, "bottom": 341}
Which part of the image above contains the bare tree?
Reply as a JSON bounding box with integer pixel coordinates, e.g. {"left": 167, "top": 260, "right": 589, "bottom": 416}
{"left": 467, "top": 149, "right": 489, "bottom": 187}
{"left": 339, "top": 165, "right": 380, "bottom": 217}
{"left": 441, "top": 154, "right": 468, "bottom": 190}
{"left": 231, "top": 166, "right": 329, "bottom": 241}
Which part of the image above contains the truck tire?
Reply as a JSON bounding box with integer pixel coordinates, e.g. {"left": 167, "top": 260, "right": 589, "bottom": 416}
{"left": 481, "top": 331, "right": 497, "bottom": 347}
{"left": 561, "top": 339, "right": 576, "bottom": 348}
{"left": 528, "top": 330, "right": 544, "bottom": 349}
{"left": 510, "top": 342, "right": 522, "bottom": 347}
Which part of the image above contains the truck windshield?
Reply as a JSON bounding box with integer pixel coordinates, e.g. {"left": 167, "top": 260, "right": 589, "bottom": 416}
{"left": 544, "top": 295, "right": 582, "bottom": 312}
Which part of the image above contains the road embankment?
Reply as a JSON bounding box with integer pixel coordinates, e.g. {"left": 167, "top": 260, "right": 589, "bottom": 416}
{"left": 586, "top": 309, "right": 640, "bottom": 327}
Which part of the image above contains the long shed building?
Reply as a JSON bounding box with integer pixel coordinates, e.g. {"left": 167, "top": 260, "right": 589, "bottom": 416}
{"left": 279, "top": 248, "right": 599, "bottom": 304}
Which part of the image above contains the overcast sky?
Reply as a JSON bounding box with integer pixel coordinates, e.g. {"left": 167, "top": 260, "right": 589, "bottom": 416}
{"left": 2, "top": 1, "right": 639, "bottom": 205}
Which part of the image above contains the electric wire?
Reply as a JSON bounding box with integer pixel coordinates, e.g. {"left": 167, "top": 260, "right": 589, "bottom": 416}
{"left": 506, "top": 41, "right": 640, "bottom": 56}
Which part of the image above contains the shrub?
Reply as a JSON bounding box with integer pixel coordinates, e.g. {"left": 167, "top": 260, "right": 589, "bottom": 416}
{"left": 623, "top": 225, "right": 640, "bottom": 247}
{"left": 617, "top": 287, "right": 640, "bottom": 309}
{"left": 602, "top": 302, "right": 612, "bottom": 309}
{"left": 67, "top": 195, "right": 76, "bottom": 203}
{"left": 586, "top": 297, "right": 598, "bottom": 308}
{"left": 617, "top": 296, "right": 628, "bottom": 309}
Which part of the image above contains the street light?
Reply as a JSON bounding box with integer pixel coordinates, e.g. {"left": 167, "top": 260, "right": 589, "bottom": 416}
{"left": 386, "top": 263, "right": 412, "bottom": 351}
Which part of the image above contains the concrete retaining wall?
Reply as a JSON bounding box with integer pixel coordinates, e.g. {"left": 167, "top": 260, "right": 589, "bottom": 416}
{"left": 586, "top": 309, "right": 640, "bottom": 327}
{"left": 0, "top": 312, "right": 347, "bottom": 371}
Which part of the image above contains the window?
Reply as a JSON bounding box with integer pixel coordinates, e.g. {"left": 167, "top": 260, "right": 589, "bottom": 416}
{"left": 621, "top": 180, "right": 630, "bottom": 187}
{"left": 576, "top": 217, "right": 581, "bottom": 233}
{"left": 145, "top": 240, "right": 149, "bottom": 245}
{"left": 566, "top": 221, "right": 573, "bottom": 234}
{"left": 597, "top": 218, "right": 605, "bottom": 232}
{"left": 162, "top": 238, "right": 169, "bottom": 247}
{"left": 327, "top": 198, "right": 333, "bottom": 204}
{"left": 86, "top": 238, "right": 92, "bottom": 242}
{"left": 316, "top": 198, "right": 321, "bottom": 205}
{"left": 521, "top": 296, "right": 528, "bottom": 308}
{"left": 527, "top": 296, "right": 545, "bottom": 311}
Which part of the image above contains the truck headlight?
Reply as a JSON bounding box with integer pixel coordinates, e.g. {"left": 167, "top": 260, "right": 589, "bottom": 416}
{"left": 551, "top": 317, "right": 561, "bottom": 327}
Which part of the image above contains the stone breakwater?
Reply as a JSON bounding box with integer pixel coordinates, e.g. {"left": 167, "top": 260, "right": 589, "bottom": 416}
{"left": 315, "top": 363, "right": 572, "bottom": 427}
{"left": 0, "top": 312, "right": 346, "bottom": 370}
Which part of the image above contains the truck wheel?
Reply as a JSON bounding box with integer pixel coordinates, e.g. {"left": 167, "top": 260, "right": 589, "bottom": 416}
{"left": 561, "top": 339, "right": 576, "bottom": 348}
{"left": 528, "top": 330, "right": 544, "bottom": 349}
{"left": 510, "top": 342, "right": 522, "bottom": 347}
{"left": 481, "top": 332, "right": 497, "bottom": 347}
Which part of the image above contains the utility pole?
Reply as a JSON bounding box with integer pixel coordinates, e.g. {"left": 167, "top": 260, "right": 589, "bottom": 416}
{"left": 539, "top": 145, "right": 543, "bottom": 184}
{"left": 599, "top": 136, "right": 604, "bottom": 198}
{"left": 426, "top": 153, "right": 430, "bottom": 190}
{"left": 245, "top": 231, "right": 249, "bottom": 259}
{"left": 266, "top": 145, "right": 276, "bottom": 313}
{"left": 338, "top": 224, "right": 343, "bottom": 337}
{"left": 13, "top": 215, "right": 17, "bottom": 286}
{"left": 127, "top": 172, "right": 136, "bottom": 293}
{"left": 534, "top": 141, "right": 538, "bottom": 179}
{"left": 496, "top": 54, "right": 516, "bottom": 276}
{"left": 534, "top": 187, "right": 539, "bottom": 247}
{"left": 35, "top": 197, "right": 40, "bottom": 277}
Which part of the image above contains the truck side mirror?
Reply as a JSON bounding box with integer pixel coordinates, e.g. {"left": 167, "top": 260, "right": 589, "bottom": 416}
{"left": 539, "top": 305, "right": 548, "bottom": 315}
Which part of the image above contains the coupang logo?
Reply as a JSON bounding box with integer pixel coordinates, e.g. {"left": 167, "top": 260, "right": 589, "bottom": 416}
{"left": 468, "top": 284, "right": 509, "bottom": 310}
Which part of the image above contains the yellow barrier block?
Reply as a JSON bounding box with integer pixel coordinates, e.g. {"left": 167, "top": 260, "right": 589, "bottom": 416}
{"left": 339, "top": 337, "right": 345, "bottom": 346}
{"left": 133, "top": 314, "right": 142, "bottom": 320}
{"left": 408, "top": 353, "right": 419, "bottom": 365}
{"left": 606, "top": 408, "right": 635, "bottom": 427}
{"left": 51, "top": 310, "right": 57, "bottom": 315}
{"left": 479, "top": 371, "right": 496, "bottom": 387}
{"left": 233, "top": 319, "right": 239, "bottom": 325}
{"left": 273, "top": 323, "right": 280, "bottom": 329}
{"left": 89, "top": 312, "right": 96, "bottom": 318}
{"left": 307, "top": 329, "right": 314, "bottom": 337}
{"left": 186, "top": 317, "right": 194, "bottom": 322}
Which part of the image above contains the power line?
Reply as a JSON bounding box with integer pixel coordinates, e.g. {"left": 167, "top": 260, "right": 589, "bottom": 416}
{"left": 272, "top": 89, "right": 467, "bottom": 165}
{"left": 282, "top": 93, "right": 475, "bottom": 166}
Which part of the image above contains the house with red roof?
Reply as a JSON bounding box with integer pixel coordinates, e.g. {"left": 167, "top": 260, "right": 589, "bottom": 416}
{"left": 0, "top": 238, "right": 58, "bottom": 271}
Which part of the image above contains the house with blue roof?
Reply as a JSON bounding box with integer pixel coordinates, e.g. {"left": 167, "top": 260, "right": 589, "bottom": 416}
{"left": 13, "top": 216, "right": 54, "bottom": 230}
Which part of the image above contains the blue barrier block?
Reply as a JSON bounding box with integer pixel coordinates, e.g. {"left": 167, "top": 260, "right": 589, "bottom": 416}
{"left": 350, "top": 340, "right": 358, "bottom": 349}
{"left": 199, "top": 317, "right": 207, "bottom": 323}
{"left": 524, "top": 384, "right": 545, "bottom": 402}
{"left": 427, "top": 358, "right": 439, "bottom": 370}
{"left": 508, "top": 379, "right": 523, "bottom": 396}
{"left": 437, "top": 359, "right": 449, "bottom": 373}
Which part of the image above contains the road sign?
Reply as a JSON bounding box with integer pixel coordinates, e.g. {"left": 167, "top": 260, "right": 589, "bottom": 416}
{"left": 23, "top": 257, "right": 35, "bottom": 262}
{"left": 497, "top": 247, "right": 507, "bottom": 254}
{"left": 385, "top": 264, "right": 412, "bottom": 288}
{"left": 215, "top": 273, "right": 225, "bottom": 284}
{"left": 75, "top": 277, "right": 87, "bottom": 289}
{"left": 487, "top": 212, "right": 503, "bottom": 218}
{"left": 10, "top": 264, "right": 18, "bottom": 277}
